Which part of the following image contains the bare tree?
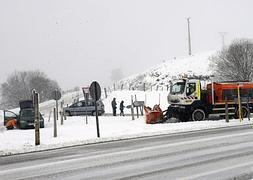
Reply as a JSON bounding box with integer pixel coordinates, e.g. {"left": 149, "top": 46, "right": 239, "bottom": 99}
{"left": 210, "top": 39, "right": 253, "bottom": 82}
{"left": 0, "top": 70, "right": 60, "bottom": 109}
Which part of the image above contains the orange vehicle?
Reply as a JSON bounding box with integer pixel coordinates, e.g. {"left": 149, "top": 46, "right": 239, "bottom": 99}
{"left": 166, "top": 79, "right": 253, "bottom": 121}
{"left": 144, "top": 105, "right": 165, "bottom": 124}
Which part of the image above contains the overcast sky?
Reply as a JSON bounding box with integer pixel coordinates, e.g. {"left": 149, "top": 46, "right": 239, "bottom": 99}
{"left": 1, "top": 0, "right": 253, "bottom": 90}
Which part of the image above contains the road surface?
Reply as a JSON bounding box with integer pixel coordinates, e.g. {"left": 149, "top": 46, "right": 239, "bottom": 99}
{"left": 1, "top": 125, "right": 253, "bottom": 179}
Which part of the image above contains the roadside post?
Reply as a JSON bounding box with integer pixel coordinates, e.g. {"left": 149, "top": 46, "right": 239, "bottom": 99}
{"left": 131, "top": 95, "right": 135, "bottom": 120}
{"left": 247, "top": 95, "right": 250, "bottom": 121}
{"left": 237, "top": 85, "right": 242, "bottom": 122}
{"left": 52, "top": 90, "right": 61, "bottom": 120}
{"left": 135, "top": 95, "right": 139, "bottom": 118}
{"left": 89, "top": 81, "right": 101, "bottom": 138}
{"left": 48, "top": 109, "right": 52, "bottom": 122}
{"left": 60, "top": 100, "right": 64, "bottom": 125}
{"left": 104, "top": 88, "right": 107, "bottom": 98}
{"left": 82, "top": 86, "right": 90, "bottom": 124}
{"left": 54, "top": 108, "right": 57, "bottom": 137}
{"left": 64, "top": 110, "right": 67, "bottom": 120}
{"left": 33, "top": 90, "right": 40, "bottom": 146}
{"left": 56, "top": 98, "right": 58, "bottom": 120}
{"left": 225, "top": 96, "right": 229, "bottom": 123}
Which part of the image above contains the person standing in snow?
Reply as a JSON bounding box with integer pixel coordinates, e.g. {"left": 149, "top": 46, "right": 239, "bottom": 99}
{"left": 111, "top": 98, "right": 117, "bottom": 116}
{"left": 120, "top": 100, "right": 125, "bottom": 116}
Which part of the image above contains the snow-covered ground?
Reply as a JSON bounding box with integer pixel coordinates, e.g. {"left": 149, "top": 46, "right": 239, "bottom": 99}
{"left": 116, "top": 51, "right": 215, "bottom": 90}
{"left": 0, "top": 51, "right": 250, "bottom": 156}
{"left": 0, "top": 90, "right": 253, "bottom": 156}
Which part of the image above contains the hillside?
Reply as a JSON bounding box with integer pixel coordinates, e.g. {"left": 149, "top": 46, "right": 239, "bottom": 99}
{"left": 116, "top": 51, "right": 215, "bottom": 90}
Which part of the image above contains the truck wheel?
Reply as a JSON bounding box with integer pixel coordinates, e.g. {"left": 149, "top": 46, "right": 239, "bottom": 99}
{"left": 192, "top": 109, "right": 205, "bottom": 121}
{"left": 163, "top": 109, "right": 172, "bottom": 120}
{"left": 234, "top": 106, "right": 249, "bottom": 119}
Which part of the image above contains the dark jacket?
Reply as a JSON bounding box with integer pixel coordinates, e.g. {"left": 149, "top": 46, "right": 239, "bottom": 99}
{"left": 111, "top": 99, "right": 117, "bottom": 109}
{"left": 120, "top": 101, "right": 124, "bottom": 110}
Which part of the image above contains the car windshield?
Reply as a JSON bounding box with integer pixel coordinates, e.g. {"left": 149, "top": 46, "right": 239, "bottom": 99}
{"left": 21, "top": 109, "right": 34, "bottom": 117}
{"left": 171, "top": 82, "right": 186, "bottom": 94}
{"left": 20, "top": 109, "right": 43, "bottom": 118}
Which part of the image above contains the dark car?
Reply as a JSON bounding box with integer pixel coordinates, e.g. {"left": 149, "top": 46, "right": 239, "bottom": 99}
{"left": 3, "top": 100, "right": 45, "bottom": 129}
{"left": 63, "top": 99, "right": 105, "bottom": 116}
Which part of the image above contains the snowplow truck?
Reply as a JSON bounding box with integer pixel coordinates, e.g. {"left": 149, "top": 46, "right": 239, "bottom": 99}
{"left": 166, "top": 78, "right": 253, "bottom": 121}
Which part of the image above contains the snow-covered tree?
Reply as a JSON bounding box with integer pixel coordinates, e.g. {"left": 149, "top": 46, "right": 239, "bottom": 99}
{"left": 0, "top": 71, "right": 60, "bottom": 109}
{"left": 210, "top": 39, "right": 253, "bottom": 82}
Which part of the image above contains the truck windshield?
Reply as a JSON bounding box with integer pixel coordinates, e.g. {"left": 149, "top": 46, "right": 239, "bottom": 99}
{"left": 171, "top": 82, "right": 186, "bottom": 94}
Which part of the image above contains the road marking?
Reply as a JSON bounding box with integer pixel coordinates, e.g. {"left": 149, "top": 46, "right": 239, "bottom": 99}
{"left": 180, "top": 161, "right": 253, "bottom": 180}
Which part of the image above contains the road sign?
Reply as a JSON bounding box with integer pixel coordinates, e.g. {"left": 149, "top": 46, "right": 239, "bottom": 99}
{"left": 133, "top": 101, "right": 145, "bottom": 107}
{"left": 52, "top": 90, "right": 61, "bottom": 100}
{"left": 89, "top": 81, "right": 101, "bottom": 138}
{"left": 89, "top": 81, "right": 101, "bottom": 101}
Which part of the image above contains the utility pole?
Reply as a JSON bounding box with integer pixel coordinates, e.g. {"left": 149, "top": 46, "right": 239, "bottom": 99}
{"left": 219, "top": 32, "right": 227, "bottom": 48}
{"left": 187, "top": 17, "right": 192, "bottom": 56}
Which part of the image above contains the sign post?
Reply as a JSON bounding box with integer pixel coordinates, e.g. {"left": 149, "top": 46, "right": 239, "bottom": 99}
{"left": 89, "top": 81, "right": 101, "bottom": 138}
{"left": 52, "top": 90, "right": 61, "bottom": 120}
{"left": 82, "top": 86, "right": 90, "bottom": 124}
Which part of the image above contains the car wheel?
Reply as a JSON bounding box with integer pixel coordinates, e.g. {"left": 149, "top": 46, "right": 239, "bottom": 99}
{"left": 40, "top": 123, "right": 45, "bottom": 128}
{"left": 192, "top": 109, "right": 205, "bottom": 121}
{"left": 65, "top": 111, "right": 71, "bottom": 116}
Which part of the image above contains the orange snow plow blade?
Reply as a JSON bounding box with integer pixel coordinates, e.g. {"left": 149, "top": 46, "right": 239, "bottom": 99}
{"left": 144, "top": 105, "right": 165, "bottom": 124}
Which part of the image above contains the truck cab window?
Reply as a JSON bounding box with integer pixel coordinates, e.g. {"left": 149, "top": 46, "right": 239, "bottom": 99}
{"left": 171, "top": 82, "right": 185, "bottom": 94}
{"left": 187, "top": 83, "right": 196, "bottom": 96}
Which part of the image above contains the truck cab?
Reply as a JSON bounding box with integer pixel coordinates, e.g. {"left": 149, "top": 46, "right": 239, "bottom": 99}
{"left": 166, "top": 78, "right": 207, "bottom": 121}
{"left": 168, "top": 79, "right": 201, "bottom": 105}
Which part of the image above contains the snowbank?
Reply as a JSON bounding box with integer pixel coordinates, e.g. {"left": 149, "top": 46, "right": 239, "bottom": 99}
{"left": 0, "top": 112, "right": 252, "bottom": 156}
